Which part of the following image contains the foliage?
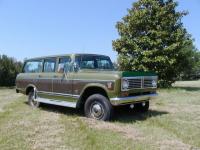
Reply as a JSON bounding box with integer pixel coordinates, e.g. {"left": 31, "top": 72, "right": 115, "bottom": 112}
{"left": 0, "top": 55, "right": 22, "bottom": 86}
{"left": 179, "top": 43, "right": 200, "bottom": 80}
{"left": 112, "top": 61, "right": 119, "bottom": 70}
{"left": 192, "top": 51, "right": 200, "bottom": 77}
{"left": 112, "top": 0, "right": 195, "bottom": 87}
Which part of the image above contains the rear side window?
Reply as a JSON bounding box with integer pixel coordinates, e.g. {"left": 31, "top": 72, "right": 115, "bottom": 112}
{"left": 44, "top": 58, "right": 56, "bottom": 73}
{"left": 23, "top": 60, "right": 43, "bottom": 73}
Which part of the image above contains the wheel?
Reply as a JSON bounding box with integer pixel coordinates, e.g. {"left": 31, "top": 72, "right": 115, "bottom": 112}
{"left": 28, "top": 90, "right": 40, "bottom": 108}
{"left": 135, "top": 101, "right": 149, "bottom": 112}
{"left": 84, "top": 94, "right": 113, "bottom": 121}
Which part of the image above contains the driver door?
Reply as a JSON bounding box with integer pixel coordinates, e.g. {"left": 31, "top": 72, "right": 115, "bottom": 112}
{"left": 52, "top": 56, "right": 73, "bottom": 100}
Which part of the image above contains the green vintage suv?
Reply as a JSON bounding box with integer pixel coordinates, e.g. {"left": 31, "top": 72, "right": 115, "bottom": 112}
{"left": 16, "top": 54, "right": 158, "bottom": 121}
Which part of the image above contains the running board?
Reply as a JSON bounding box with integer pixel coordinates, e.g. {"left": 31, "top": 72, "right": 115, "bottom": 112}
{"left": 35, "top": 97, "right": 76, "bottom": 108}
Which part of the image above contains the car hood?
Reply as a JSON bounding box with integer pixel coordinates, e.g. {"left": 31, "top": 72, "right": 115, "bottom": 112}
{"left": 79, "top": 69, "right": 157, "bottom": 79}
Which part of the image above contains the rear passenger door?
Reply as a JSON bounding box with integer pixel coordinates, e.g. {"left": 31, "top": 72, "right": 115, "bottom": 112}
{"left": 37, "top": 58, "right": 56, "bottom": 96}
{"left": 52, "top": 56, "right": 73, "bottom": 97}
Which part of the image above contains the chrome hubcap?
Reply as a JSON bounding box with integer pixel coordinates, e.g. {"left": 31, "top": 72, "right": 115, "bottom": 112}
{"left": 91, "top": 103, "right": 104, "bottom": 119}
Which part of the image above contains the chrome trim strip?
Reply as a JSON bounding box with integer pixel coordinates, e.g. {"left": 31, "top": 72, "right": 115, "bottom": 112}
{"left": 38, "top": 91, "right": 80, "bottom": 98}
{"left": 122, "top": 87, "right": 157, "bottom": 91}
{"left": 72, "top": 79, "right": 115, "bottom": 82}
{"left": 35, "top": 97, "right": 76, "bottom": 108}
{"left": 110, "top": 93, "right": 157, "bottom": 101}
{"left": 34, "top": 77, "right": 115, "bottom": 82}
{"left": 110, "top": 93, "right": 158, "bottom": 106}
{"left": 122, "top": 76, "right": 157, "bottom": 79}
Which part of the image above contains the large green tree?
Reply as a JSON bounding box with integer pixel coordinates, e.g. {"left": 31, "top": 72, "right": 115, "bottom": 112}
{"left": 113, "top": 0, "right": 193, "bottom": 87}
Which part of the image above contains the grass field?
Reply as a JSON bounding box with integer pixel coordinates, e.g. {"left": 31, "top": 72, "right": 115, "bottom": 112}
{"left": 0, "top": 81, "right": 200, "bottom": 150}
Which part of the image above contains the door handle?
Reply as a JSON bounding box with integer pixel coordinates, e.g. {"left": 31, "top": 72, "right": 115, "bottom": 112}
{"left": 63, "top": 73, "right": 67, "bottom": 79}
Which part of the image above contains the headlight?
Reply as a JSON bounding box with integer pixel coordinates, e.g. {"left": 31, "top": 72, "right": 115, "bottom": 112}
{"left": 122, "top": 79, "right": 129, "bottom": 89}
{"left": 152, "top": 80, "right": 157, "bottom": 87}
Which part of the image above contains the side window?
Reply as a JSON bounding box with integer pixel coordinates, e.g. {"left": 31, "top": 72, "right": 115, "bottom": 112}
{"left": 44, "top": 59, "right": 56, "bottom": 73}
{"left": 58, "top": 57, "right": 72, "bottom": 73}
{"left": 75, "top": 55, "right": 95, "bottom": 69}
{"left": 97, "top": 59, "right": 111, "bottom": 69}
{"left": 23, "top": 60, "right": 43, "bottom": 73}
{"left": 82, "top": 60, "right": 94, "bottom": 69}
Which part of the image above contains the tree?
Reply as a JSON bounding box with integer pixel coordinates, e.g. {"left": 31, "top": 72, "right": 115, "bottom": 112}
{"left": 0, "top": 55, "right": 22, "bottom": 86}
{"left": 112, "top": 0, "right": 193, "bottom": 87}
{"left": 179, "top": 42, "right": 200, "bottom": 80}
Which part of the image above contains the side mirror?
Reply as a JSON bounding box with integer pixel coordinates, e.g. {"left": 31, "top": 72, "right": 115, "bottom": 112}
{"left": 114, "top": 66, "right": 118, "bottom": 71}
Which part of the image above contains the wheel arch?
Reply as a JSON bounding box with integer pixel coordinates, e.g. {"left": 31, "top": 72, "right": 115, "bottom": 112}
{"left": 25, "top": 84, "right": 37, "bottom": 95}
{"left": 76, "top": 84, "right": 109, "bottom": 109}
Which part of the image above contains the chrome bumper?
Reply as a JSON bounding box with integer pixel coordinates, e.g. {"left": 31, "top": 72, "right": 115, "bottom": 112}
{"left": 110, "top": 93, "right": 158, "bottom": 106}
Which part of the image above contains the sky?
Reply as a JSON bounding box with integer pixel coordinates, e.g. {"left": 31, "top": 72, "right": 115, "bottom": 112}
{"left": 0, "top": 0, "right": 199, "bottom": 62}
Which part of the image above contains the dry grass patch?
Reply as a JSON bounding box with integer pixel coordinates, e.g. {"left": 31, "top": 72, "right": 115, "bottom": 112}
{"left": 84, "top": 118, "right": 144, "bottom": 141}
{"left": 0, "top": 89, "right": 21, "bottom": 112}
{"left": 1, "top": 81, "right": 200, "bottom": 150}
{"left": 27, "top": 111, "right": 65, "bottom": 150}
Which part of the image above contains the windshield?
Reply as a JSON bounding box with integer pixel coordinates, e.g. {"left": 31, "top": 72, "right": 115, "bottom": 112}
{"left": 75, "top": 55, "right": 114, "bottom": 70}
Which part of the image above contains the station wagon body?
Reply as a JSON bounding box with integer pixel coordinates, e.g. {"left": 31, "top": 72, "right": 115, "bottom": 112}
{"left": 16, "top": 54, "right": 158, "bottom": 120}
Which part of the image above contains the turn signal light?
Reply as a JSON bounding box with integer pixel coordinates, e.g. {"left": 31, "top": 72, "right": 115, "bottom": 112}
{"left": 121, "top": 92, "right": 129, "bottom": 97}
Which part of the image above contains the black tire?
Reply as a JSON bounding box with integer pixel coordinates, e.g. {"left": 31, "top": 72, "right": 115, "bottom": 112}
{"left": 28, "top": 90, "right": 40, "bottom": 108}
{"left": 135, "top": 101, "right": 149, "bottom": 112}
{"left": 84, "top": 94, "right": 113, "bottom": 121}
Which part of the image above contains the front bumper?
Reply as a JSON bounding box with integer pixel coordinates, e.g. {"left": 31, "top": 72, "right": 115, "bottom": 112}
{"left": 110, "top": 93, "right": 158, "bottom": 106}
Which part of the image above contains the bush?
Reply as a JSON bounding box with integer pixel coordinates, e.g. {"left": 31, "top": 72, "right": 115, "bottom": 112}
{"left": 0, "top": 55, "right": 22, "bottom": 86}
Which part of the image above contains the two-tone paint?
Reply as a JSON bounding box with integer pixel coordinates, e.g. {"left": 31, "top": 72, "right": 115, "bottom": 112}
{"left": 16, "top": 54, "right": 158, "bottom": 108}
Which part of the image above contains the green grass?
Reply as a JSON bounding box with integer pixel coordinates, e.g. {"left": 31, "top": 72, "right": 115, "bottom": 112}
{"left": 0, "top": 80, "right": 200, "bottom": 150}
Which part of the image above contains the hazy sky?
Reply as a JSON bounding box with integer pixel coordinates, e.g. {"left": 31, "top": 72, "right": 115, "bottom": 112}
{"left": 0, "top": 0, "right": 199, "bottom": 61}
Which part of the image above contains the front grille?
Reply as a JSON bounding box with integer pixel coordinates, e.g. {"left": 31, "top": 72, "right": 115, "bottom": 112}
{"left": 128, "top": 78, "right": 142, "bottom": 89}
{"left": 122, "top": 76, "right": 157, "bottom": 91}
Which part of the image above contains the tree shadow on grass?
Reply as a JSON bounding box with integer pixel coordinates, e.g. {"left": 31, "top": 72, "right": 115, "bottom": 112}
{"left": 112, "top": 106, "right": 169, "bottom": 123}
{"left": 172, "top": 86, "right": 200, "bottom": 91}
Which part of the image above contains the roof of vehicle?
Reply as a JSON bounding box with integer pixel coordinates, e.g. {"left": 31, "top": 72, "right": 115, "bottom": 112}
{"left": 25, "top": 53, "right": 110, "bottom": 61}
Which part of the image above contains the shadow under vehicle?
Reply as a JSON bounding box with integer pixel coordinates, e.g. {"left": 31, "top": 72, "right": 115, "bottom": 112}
{"left": 16, "top": 54, "right": 158, "bottom": 121}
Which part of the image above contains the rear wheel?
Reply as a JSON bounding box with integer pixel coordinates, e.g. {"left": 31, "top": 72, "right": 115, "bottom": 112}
{"left": 28, "top": 90, "right": 40, "bottom": 108}
{"left": 84, "top": 94, "right": 113, "bottom": 121}
{"left": 135, "top": 101, "right": 149, "bottom": 112}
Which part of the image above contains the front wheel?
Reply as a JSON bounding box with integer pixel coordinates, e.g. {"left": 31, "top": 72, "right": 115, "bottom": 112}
{"left": 28, "top": 90, "right": 40, "bottom": 108}
{"left": 84, "top": 94, "right": 113, "bottom": 121}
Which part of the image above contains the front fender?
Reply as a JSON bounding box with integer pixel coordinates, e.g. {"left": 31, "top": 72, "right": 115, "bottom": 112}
{"left": 80, "top": 83, "right": 109, "bottom": 97}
